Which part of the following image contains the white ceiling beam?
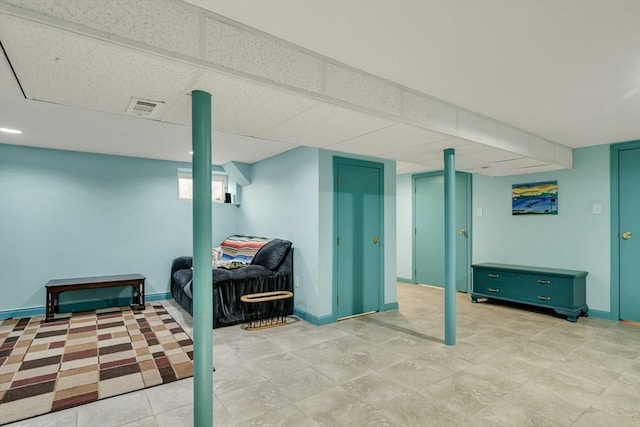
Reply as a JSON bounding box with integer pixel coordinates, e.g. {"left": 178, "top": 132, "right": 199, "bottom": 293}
{"left": 0, "top": 0, "right": 573, "bottom": 172}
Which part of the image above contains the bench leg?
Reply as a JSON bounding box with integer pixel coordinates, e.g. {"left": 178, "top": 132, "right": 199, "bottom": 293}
{"left": 555, "top": 308, "right": 581, "bottom": 323}
{"left": 130, "top": 281, "right": 146, "bottom": 310}
{"left": 45, "top": 291, "right": 56, "bottom": 322}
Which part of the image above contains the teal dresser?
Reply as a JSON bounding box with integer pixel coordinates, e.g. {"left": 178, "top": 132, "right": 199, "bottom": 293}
{"left": 471, "top": 263, "right": 589, "bottom": 322}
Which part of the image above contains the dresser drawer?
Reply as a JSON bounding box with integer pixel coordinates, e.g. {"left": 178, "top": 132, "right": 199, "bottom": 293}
{"left": 520, "top": 276, "right": 573, "bottom": 306}
{"left": 472, "top": 270, "right": 519, "bottom": 297}
{"left": 519, "top": 286, "right": 571, "bottom": 307}
{"left": 471, "top": 263, "right": 588, "bottom": 322}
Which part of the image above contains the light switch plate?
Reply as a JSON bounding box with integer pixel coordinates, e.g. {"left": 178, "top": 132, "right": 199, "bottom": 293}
{"left": 593, "top": 203, "right": 602, "bottom": 214}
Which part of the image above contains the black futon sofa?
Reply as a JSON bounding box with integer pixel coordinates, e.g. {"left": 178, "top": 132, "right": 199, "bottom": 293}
{"left": 170, "top": 238, "right": 294, "bottom": 328}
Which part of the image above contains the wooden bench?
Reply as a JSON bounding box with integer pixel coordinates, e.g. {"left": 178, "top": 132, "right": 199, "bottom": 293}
{"left": 45, "top": 274, "right": 146, "bottom": 322}
{"left": 240, "top": 290, "right": 293, "bottom": 330}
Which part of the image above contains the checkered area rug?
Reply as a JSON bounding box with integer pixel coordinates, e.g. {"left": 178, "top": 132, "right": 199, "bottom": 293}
{"left": 0, "top": 304, "right": 193, "bottom": 425}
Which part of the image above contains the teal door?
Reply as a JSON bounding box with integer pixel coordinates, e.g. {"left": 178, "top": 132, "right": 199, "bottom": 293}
{"left": 619, "top": 146, "right": 640, "bottom": 321}
{"left": 414, "top": 172, "right": 471, "bottom": 291}
{"left": 335, "top": 158, "right": 383, "bottom": 319}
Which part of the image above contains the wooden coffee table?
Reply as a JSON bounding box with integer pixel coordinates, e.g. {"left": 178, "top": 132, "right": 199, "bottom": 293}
{"left": 45, "top": 274, "right": 146, "bottom": 322}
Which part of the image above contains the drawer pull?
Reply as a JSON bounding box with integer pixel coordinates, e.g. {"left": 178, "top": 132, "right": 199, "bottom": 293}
{"left": 488, "top": 274, "right": 499, "bottom": 278}
{"left": 489, "top": 288, "right": 500, "bottom": 293}
{"left": 538, "top": 296, "right": 551, "bottom": 301}
{"left": 537, "top": 280, "right": 551, "bottom": 285}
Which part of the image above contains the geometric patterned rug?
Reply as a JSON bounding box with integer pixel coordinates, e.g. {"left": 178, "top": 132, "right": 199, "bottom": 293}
{"left": 0, "top": 304, "right": 193, "bottom": 425}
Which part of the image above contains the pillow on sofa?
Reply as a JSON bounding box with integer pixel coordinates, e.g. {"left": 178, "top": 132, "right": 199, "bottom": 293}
{"left": 251, "top": 239, "right": 292, "bottom": 270}
{"left": 212, "top": 247, "right": 223, "bottom": 268}
{"left": 218, "top": 235, "right": 272, "bottom": 269}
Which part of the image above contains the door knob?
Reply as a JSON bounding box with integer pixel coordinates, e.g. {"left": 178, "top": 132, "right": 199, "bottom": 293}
{"left": 622, "top": 231, "right": 632, "bottom": 240}
{"left": 372, "top": 236, "right": 380, "bottom": 244}
{"left": 459, "top": 229, "right": 467, "bottom": 236}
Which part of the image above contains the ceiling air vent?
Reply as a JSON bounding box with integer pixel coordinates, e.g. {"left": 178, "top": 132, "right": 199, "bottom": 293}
{"left": 125, "top": 97, "right": 164, "bottom": 119}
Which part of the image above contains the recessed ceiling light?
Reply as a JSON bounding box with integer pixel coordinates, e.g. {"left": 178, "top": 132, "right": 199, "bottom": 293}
{"left": 189, "top": 151, "right": 194, "bottom": 155}
{"left": 0, "top": 128, "right": 22, "bottom": 134}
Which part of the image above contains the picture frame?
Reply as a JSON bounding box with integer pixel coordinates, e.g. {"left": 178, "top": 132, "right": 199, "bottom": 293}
{"left": 512, "top": 181, "right": 558, "bottom": 215}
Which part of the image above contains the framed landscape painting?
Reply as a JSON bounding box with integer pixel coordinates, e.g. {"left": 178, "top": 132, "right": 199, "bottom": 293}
{"left": 512, "top": 181, "right": 558, "bottom": 215}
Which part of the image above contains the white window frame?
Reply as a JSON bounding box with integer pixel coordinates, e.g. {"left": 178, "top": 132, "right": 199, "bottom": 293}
{"left": 178, "top": 170, "right": 228, "bottom": 203}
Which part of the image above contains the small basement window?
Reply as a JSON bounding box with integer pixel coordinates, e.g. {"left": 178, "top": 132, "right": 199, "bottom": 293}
{"left": 178, "top": 170, "right": 227, "bottom": 202}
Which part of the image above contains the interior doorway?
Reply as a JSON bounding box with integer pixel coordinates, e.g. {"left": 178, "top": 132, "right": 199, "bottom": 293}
{"left": 334, "top": 157, "right": 384, "bottom": 319}
{"left": 611, "top": 141, "right": 640, "bottom": 322}
{"left": 413, "top": 171, "right": 471, "bottom": 291}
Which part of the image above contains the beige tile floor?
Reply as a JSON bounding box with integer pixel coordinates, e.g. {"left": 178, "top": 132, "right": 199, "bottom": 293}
{"left": 5, "top": 283, "right": 640, "bottom": 427}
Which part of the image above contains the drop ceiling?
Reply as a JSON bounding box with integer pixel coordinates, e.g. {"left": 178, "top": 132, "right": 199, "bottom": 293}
{"left": 0, "top": 0, "right": 638, "bottom": 176}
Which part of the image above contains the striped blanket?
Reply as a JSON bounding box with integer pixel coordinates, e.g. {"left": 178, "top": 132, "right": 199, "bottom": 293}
{"left": 216, "top": 235, "right": 271, "bottom": 269}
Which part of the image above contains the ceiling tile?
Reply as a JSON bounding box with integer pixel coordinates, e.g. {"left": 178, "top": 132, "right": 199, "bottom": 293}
{"left": 163, "top": 71, "right": 319, "bottom": 136}
{"left": 257, "top": 103, "right": 394, "bottom": 147}
{"left": 554, "top": 144, "right": 572, "bottom": 167}
{"left": 328, "top": 123, "right": 449, "bottom": 156}
{"left": 205, "top": 18, "right": 323, "bottom": 93}
{"left": 530, "top": 135, "right": 555, "bottom": 161}
{"left": 325, "top": 63, "right": 403, "bottom": 116}
{"left": 0, "top": 52, "right": 23, "bottom": 99}
{"left": 485, "top": 157, "right": 547, "bottom": 169}
{"left": 403, "top": 91, "right": 457, "bottom": 134}
{"left": 210, "top": 133, "right": 297, "bottom": 165}
{"left": 0, "top": 96, "right": 294, "bottom": 165}
{"left": 384, "top": 136, "right": 474, "bottom": 161}
{"left": 497, "top": 123, "right": 531, "bottom": 156}
{"left": 0, "top": 16, "right": 198, "bottom": 115}
{"left": 457, "top": 110, "right": 498, "bottom": 145}
{"left": 481, "top": 164, "right": 564, "bottom": 177}
{"left": 456, "top": 148, "right": 521, "bottom": 170}
{"left": 396, "top": 161, "right": 440, "bottom": 175}
{"left": 3, "top": 0, "right": 200, "bottom": 58}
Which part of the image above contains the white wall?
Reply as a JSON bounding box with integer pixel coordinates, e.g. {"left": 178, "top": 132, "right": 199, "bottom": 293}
{"left": 472, "top": 145, "right": 611, "bottom": 312}
{"left": 396, "top": 173, "right": 413, "bottom": 280}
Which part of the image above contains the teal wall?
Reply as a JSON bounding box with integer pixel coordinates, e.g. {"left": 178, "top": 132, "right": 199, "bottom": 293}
{"left": 0, "top": 144, "right": 239, "bottom": 316}
{"left": 396, "top": 145, "right": 611, "bottom": 312}
{"left": 319, "top": 149, "right": 398, "bottom": 315}
{"left": 1, "top": 143, "right": 398, "bottom": 322}
{"left": 473, "top": 145, "right": 611, "bottom": 312}
{"left": 238, "top": 146, "right": 321, "bottom": 319}
{"left": 240, "top": 147, "right": 398, "bottom": 321}
{"left": 396, "top": 173, "right": 413, "bottom": 280}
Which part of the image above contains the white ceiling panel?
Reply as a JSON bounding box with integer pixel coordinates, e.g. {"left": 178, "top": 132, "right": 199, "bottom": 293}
{"left": 328, "top": 123, "right": 449, "bottom": 156}
{"left": 0, "top": 96, "right": 294, "bottom": 165}
{"left": 0, "top": 15, "right": 198, "bottom": 114}
{"left": 257, "top": 103, "right": 394, "bottom": 147}
{"left": 163, "top": 71, "right": 319, "bottom": 137}
{"left": 0, "top": 51, "right": 22, "bottom": 99}
{"left": 481, "top": 163, "right": 564, "bottom": 177}
{"left": 457, "top": 148, "right": 522, "bottom": 170}
{"left": 324, "top": 63, "right": 403, "bottom": 116}
{"left": 187, "top": 0, "right": 640, "bottom": 147}
{"left": 396, "top": 161, "right": 440, "bottom": 175}
{"left": 2, "top": 0, "right": 201, "bottom": 58}
{"left": 486, "top": 157, "right": 548, "bottom": 169}
{"left": 454, "top": 142, "right": 499, "bottom": 155}
{"left": 205, "top": 17, "right": 323, "bottom": 93}
{"left": 211, "top": 133, "right": 296, "bottom": 165}
{"left": 384, "top": 137, "right": 475, "bottom": 161}
{"left": 4, "top": 1, "right": 617, "bottom": 175}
